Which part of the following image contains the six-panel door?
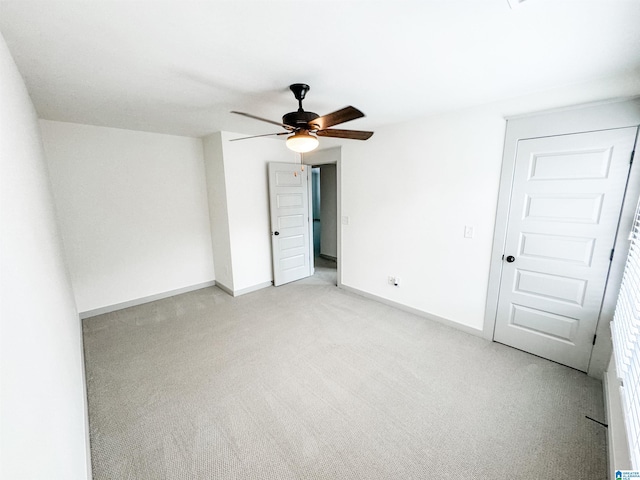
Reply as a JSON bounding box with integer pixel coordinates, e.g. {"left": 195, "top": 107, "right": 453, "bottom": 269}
{"left": 268, "top": 162, "right": 311, "bottom": 287}
{"left": 493, "top": 127, "right": 637, "bottom": 371}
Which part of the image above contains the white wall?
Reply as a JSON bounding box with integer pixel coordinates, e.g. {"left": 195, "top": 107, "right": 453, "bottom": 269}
{"left": 210, "top": 132, "right": 296, "bottom": 293}
{"left": 0, "top": 33, "right": 89, "bottom": 479}
{"left": 341, "top": 107, "right": 504, "bottom": 331}
{"left": 222, "top": 132, "right": 288, "bottom": 292}
{"left": 340, "top": 73, "right": 640, "bottom": 332}
{"left": 203, "top": 132, "right": 234, "bottom": 291}
{"left": 40, "top": 120, "right": 214, "bottom": 314}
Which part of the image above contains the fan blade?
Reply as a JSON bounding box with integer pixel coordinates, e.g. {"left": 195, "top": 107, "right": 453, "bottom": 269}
{"left": 231, "top": 111, "right": 293, "bottom": 130}
{"left": 309, "top": 106, "right": 364, "bottom": 130}
{"left": 316, "top": 129, "right": 374, "bottom": 140}
{"left": 229, "top": 132, "right": 290, "bottom": 142}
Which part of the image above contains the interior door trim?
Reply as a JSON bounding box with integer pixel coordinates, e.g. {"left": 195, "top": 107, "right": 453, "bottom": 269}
{"left": 483, "top": 97, "right": 640, "bottom": 377}
{"left": 302, "top": 147, "right": 343, "bottom": 287}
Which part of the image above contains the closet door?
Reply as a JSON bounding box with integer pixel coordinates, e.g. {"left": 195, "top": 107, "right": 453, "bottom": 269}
{"left": 493, "top": 127, "right": 637, "bottom": 371}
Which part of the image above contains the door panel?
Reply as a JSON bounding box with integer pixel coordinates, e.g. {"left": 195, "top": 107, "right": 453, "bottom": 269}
{"left": 518, "top": 232, "right": 595, "bottom": 265}
{"left": 513, "top": 269, "right": 587, "bottom": 305}
{"left": 509, "top": 305, "right": 578, "bottom": 342}
{"left": 268, "top": 162, "right": 311, "bottom": 286}
{"left": 493, "top": 127, "right": 637, "bottom": 371}
{"left": 524, "top": 193, "right": 604, "bottom": 223}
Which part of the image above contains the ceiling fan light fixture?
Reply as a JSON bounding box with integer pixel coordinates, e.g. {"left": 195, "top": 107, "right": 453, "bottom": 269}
{"left": 231, "top": 84, "right": 373, "bottom": 148}
{"left": 286, "top": 131, "right": 319, "bottom": 153}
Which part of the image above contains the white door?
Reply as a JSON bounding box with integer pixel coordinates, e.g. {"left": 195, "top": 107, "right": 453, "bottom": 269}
{"left": 268, "top": 162, "right": 311, "bottom": 286}
{"left": 493, "top": 127, "right": 637, "bottom": 371}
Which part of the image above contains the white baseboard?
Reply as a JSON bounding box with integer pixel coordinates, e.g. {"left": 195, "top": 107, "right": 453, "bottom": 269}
{"left": 604, "top": 358, "right": 631, "bottom": 478}
{"left": 79, "top": 281, "right": 216, "bottom": 319}
{"left": 233, "top": 281, "right": 272, "bottom": 297}
{"left": 80, "top": 279, "right": 275, "bottom": 318}
{"left": 215, "top": 281, "right": 233, "bottom": 297}
{"left": 215, "top": 280, "right": 272, "bottom": 297}
{"left": 339, "top": 284, "right": 484, "bottom": 338}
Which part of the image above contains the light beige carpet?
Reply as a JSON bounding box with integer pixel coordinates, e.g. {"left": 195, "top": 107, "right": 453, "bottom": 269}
{"left": 83, "top": 265, "right": 607, "bottom": 479}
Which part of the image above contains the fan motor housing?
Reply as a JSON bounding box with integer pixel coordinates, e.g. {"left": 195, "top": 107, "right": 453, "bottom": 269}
{"left": 283, "top": 111, "right": 319, "bottom": 129}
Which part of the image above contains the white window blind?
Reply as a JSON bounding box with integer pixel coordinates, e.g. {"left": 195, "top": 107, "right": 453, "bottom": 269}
{"left": 612, "top": 194, "right": 640, "bottom": 468}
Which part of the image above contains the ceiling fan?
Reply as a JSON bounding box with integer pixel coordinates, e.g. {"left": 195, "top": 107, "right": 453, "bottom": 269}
{"left": 231, "top": 83, "right": 374, "bottom": 153}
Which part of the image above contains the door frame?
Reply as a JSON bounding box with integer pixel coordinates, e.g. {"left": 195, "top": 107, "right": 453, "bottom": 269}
{"left": 483, "top": 97, "right": 640, "bottom": 377}
{"left": 303, "top": 146, "right": 342, "bottom": 286}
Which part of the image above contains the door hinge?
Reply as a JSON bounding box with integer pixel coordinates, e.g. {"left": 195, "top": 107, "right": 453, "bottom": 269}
{"left": 610, "top": 249, "right": 615, "bottom": 261}
{"left": 593, "top": 334, "right": 597, "bottom": 346}
{"left": 631, "top": 149, "right": 635, "bottom": 165}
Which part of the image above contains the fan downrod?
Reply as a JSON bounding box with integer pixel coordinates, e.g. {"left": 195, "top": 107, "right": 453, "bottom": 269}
{"left": 284, "top": 83, "right": 318, "bottom": 128}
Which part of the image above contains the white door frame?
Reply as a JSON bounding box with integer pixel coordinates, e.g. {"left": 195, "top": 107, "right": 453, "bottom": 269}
{"left": 303, "top": 147, "right": 343, "bottom": 287}
{"left": 307, "top": 165, "right": 315, "bottom": 275}
{"left": 483, "top": 97, "right": 640, "bottom": 377}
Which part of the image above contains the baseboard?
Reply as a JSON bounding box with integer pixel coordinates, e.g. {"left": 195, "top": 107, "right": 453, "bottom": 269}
{"left": 319, "top": 254, "right": 337, "bottom": 262}
{"left": 211, "top": 280, "right": 272, "bottom": 297}
{"left": 215, "top": 281, "right": 233, "bottom": 297}
{"left": 339, "top": 285, "right": 484, "bottom": 338}
{"left": 77, "top": 314, "right": 92, "bottom": 479}
{"left": 232, "top": 281, "right": 272, "bottom": 297}
{"left": 604, "top": 360, "right": 631, "bottom": 478}
{"left": 79, "top": 281, "right": 216, "bottom": 319}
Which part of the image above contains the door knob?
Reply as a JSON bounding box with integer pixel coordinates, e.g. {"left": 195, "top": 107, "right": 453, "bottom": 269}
{"left": 506, "top": 255, "right": 515, "bottom": 263}
{"left": 274, "top": 231, "right": 280, "bottom": 236}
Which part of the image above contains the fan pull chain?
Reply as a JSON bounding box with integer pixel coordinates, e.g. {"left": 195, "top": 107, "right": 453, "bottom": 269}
{"left": 293, "top": 153, "right": 305, "bottom": 177}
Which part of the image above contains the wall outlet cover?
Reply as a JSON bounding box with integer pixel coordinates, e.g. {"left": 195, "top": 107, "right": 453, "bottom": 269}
{"left": 464, "top": 225, "right": 474, "bottom": 239}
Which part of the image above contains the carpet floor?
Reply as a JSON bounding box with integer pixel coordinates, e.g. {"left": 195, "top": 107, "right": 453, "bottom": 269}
{"left": 83, "top": 264, "right": 607, "bottom": 479}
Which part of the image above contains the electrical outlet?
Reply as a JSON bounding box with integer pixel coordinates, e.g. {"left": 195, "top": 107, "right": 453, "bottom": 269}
{"left": 388, "top": 276, "right": 395, "bottom": 285}
{"left": 464, "top": 225, "right": 474, "bottom": 239}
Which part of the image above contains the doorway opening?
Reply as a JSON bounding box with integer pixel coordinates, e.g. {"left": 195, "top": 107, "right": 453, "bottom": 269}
{"left": 310, "top": 164, "right": 337, "bottom": 285}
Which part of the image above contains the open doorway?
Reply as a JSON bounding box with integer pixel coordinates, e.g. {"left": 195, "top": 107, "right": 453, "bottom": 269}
{"left": 310, "top": 164, "right": 337, "bottom": 285}
{"left": 311, "top": 164, "right": 337, "bottom": 262}
{"left": 305, "top": 146, "right": 341, "bottom": 286}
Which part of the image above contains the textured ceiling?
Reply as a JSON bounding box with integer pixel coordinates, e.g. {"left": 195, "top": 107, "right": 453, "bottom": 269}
{"left": 1, "top": 0, "right": 639, "bottom": 138}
